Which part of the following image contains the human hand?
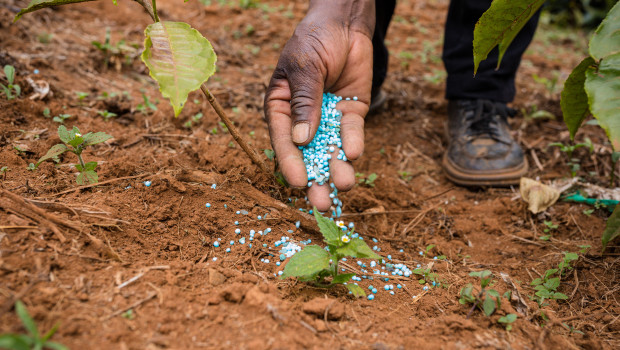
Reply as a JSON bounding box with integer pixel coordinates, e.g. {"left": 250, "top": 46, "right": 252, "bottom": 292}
{"left": 264, "top": 0, "right": 375, "bottom": 211}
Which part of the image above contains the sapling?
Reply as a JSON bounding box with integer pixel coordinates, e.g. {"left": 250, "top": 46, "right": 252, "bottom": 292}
{"left": 459, "top": 270, "right": 502, "bottom": 318}
{"left": 0, "top": 65, "right": 20, "bottom": 100}
{"left": 0, "top": 166, "right": 9, "bottom": 181}
{"left": 97, "top": 110, "right": 118, "bottom": 121}
{"left": 37, "top": 125, "right": 113, "bottom": 185}
{"left": 14, "top": 0, "right": 269, "bottom": 175}
{"left": 281, "top": 208, "right": 381, "bottom": 297}
{"left": 0, "top": 301, "right": 68, "bottom": 350}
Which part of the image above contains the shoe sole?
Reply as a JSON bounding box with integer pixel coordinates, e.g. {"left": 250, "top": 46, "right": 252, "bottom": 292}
{"left": 442, "top": 153, "right": 528, "bottom": 186}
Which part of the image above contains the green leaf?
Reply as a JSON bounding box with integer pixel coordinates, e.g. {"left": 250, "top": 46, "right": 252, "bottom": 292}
{"left": 585, "top": 53, "right": 620, "bottom": 151}
{"left": 41, "top": 323, "right": 59, "bottom": 342}
{"left": 469, "top": 270, "right": 492, "bottom": 279}
{"left": 588, "top": 1, "right": 620, "bottom": 60}
{"left": 545, "top": 269, "right": 558, "bottom": 278}
{"left": 77, "top": 170, "right": 98, "bottom": 185}
{"left": 4, "top": 65, "right": 15, "bottom": 84}
{"left": 487, "top": 289, "right": 500, "bottom": 298}
{"left": 263, "top": 149, "right": 275, "bottom": 160}
{"left": 553, "top": 292, "right": 568, "bottom": 300}
{"left": 15, "top": 301, "right": 38, "bottom": 338}
{"left": 83, "top": 132, "right": 113, "bottom": 146}
{"left": 482, "top": 296, "right": 496, "bottom": 316}
{"left": 14, "top": 0, "right": 96, "bottom": 22}
{"left": 602, "top": 205, "right": 620, "bottom": 252}
{"left": 498, "top": 313, "right": 517, "bottom": 324}
{"left": 313, "top": 207, "right": 341, "bottom": 246}
{"left": 564, "top": 252, "right": 579, "bottom": 262}
{"left": 544, "top": 277, "right": 560, "bottom": 291}
{"left": 331, "top": 273, "right": 355, "bottom": 285}
{"left": 531, "top": 278, "right": 543, "bottom": 286}
{"left": 57, "top": 125, "right": 71, "bottom": 144}
{"left": 36, "top": 144, "right": 67, "bottom": 165}
{"left": 561, "top": 57, "right": 595, "bottom": 140}
{"left": 473, "top": 0, "right": 545, "bottom": 74}
{"left": 281, "top": 245, "right": 330, "bottom": 279}
{"left": 335, "top": 238, "right": 381, "bottom": 260}
{"left": 0, "top": 335, "right": 30, "bottom": 350}
{"left": 84, "top": 161, "right": 98, "bottom": 171}
{"left": 141, "top": 21, "right": 217, "bottom": 117}
{"left": 346, "top": 283, "right": 366, "bottom": 298}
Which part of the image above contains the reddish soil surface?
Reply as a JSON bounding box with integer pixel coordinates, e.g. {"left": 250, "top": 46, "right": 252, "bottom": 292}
{"left": 1, "top": 0, "right": 618, "bottom": 349}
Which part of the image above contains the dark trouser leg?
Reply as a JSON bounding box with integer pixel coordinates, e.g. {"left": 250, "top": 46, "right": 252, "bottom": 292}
{"left": 372, "top": 0, "right": 396, "bottom": 95}
{"left": 442, "top": 0, "right": 540, "bottom": 103}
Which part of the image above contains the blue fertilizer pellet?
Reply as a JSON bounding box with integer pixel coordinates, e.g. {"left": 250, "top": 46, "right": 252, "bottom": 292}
{"left": 144, "top": 181, "right": 151, "bottom": 187}
{"left": 211, "top": 184, "right": 217, "bottom": 189}
{"left": 205, "top": 203, "right": 211, "bottom": 208}
{"left": 226, "top": 248, "right": 231, "bottom": 253}
{"left": 213, "top": 241, "right": 219, "bottom": 247}
{"left": 367, "top": 295, "right": 374, "bottom": 300}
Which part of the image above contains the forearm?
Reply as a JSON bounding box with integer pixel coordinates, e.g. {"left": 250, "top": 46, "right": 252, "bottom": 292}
{"left": 305, "top": 0, "right": 376, "bottom": 38}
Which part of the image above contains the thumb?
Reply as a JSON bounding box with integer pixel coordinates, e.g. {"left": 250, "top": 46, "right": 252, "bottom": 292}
{"left": 285, "top": 61, "right": 325, "bottom": 145}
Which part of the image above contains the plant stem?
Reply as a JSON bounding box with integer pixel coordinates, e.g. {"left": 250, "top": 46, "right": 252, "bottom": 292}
{"left": 151, "top": 0, "right": 160, "bottom": 22}
{"left": 134, "top": 0, "right": 156, "bottom": 21}
{"left": 76, "top": 152, "right": 86, "bottom": 170}
{"left": 466, "top": 289, "right": 485, "bottom": 319}
{"left": 200, "top": 84, "right": 270, "bottom": 175}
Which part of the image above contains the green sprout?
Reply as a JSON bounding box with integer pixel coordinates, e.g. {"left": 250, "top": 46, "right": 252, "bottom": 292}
{"left": 42, "top": 108, "right": 51, "bottom": 118}
{"left": 75, "top": 91, "right": 89, "bottom": 101}
{"left": 52, "top": 114, "right": 71, "bottom": 125}
{"left": 1, "top": 166, "right": 9, "bottom": 181}
{"left": 97, "top": 110, "right": 118, "bottom": 121}
{"left": 281, "top": 208, "right": 381, "bottom": 297}
{"left": 135, "top": 93, "right": 158, "bottom": 115}
{"left": 548, "top": 139, "right": 593, "bottom": 177}
{"left": 498, "top": 314, "right": 517, "bottom": 331}
{"left": 540, "top": 220, "right": 559, "bottom": 241}
{"left": 183, "top": 112, "right": 203, "bottom": 129}
{"left": 355, "top": 172, "right": 378, "bottom": 187}
{"left": 37, "top": 125, "right": 113, "bottom": 185}
{"left": 459, "top": 270, "right": 502, "bottom": 317}
{"left": 0, "top": 301, "right": 68, "bottom": 350}
{"left": 531, "top": 269, "right": 568, "bottom": 306}
{"left": 0, "top": 65, "right": 21, "bottom": 100}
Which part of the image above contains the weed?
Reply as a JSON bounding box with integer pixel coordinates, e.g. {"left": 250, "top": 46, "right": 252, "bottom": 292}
{"left": 540, "top": 220, "right": 558, "bottom": 240}
{"left": 92, "top": 27, "right": 139, "bottom": 70}
{"left": 530, "top": 268, "right": 568, "bottom": 305}
{"left": 558, "top": 251, "right": 578, "bottom": 276}
{"left": 75, "top": 92, "right": 89, "bottom": 101}
{"left": 0, "top": 301, "right": 68, "bottom": 350}
{"left": 578, "top": 244, "right": 591, "bottom": 254}
{"left": 0, "top": 65, "right": 21, "bottom": 100}
{"left": 52, "top": 114, "right": 71, "bottom": 125}
{"left": 459, "top": 270, "right": 502, "bottom": 317}
{"left": 121, "top": 309, "right": 135, "bottom": 320}
{"left": 498, "top": 313, "right": 518, "bottom": 331}
{"left": 183, "top": 112, "right": 203, "bottom": 129}
{"left": 355, "top": 172, "right": 377, "bottom": 187}
{"left": 582, "top": 208, "right": 594, "bottom": 216}
{"left": 263, "top": 149, "right": 275, "bottom": 160}
{"left": 37, "top": 125, "right": 113, "bottom": 185}
{"left": 135, "top": 93, "right": 158, "bottom": 115}
{"left": 26, "top": 163, "right": 36, "bottom": 172}
{"left": 548, "top": 139, "right": 593, "bottom": 177}
{"left": 398, "top": 170, "right": 413, "bottom": 182}
{"left": 412, "top": 266, "right": 439, "bottom": 286}
{"left": 281, "top": 208, "right": 381, "bottom": 297}
{"left": 1, "top": 166, "right": 9, "bottom": 181}
{"left": 97, "top": 110, "right": 118, "bottom": 121}
{"left": 43, "top": 108, "right": 51, "bottom": 118}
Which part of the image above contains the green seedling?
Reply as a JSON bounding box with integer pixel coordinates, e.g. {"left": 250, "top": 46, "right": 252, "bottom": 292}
{"left": 578, "top": 245, "right": 591, "bottom": 254}
{"left": 548, "top": 139, "right": 593, "bottom": 177}
{"left": 183, "top": 112, "right": 203, "bottom": 129}
{"left": 459, "top": 270, "right": 502, "bottom": 317}
{"left": 97, "top": 110, "right": 118, "bottom": 121}
{"left": 121, "top": 309, "right": 135, "bottom": 320}
{"left": 42, "top": 108, "right": 51, "bottom": 118}
{"left": 558, "top": 251, "right": 579, "bottom": 276}
{"left": 498, "top": 313, "right": 517, "bottom": 331}
{"left": 281, "top": 208, "right": 381, "bottom": 297}
{"left": 37, "top": 32, "right": 53, "bottom": 44}
{"left": 135, "top": 93, "right": 158, "bottom": 115}
{"left": 75, "top": 91, "right": 89, "bottom": 101}
{"left": 97, "top": 91, "right": 118, "bottom": 100}
{"left": 52, "top": 114, "right": 71, "bottom": 125}
{"left": 540, "top": 220, "right": 558, "bottom": 241}
{"left": 263, "top": 149, "right": 275, "bottom": 161}
{"left": 532, "top": 71, "right": 560, "bottom": 97}
{"left": 92, "top": 27, "right": 139, "bottom": 70}
{"left": 398, "top": 170, "right": 413, "bottom": 182}
{"left": 0, "top": 301, "right": 68, "bottom": 350}
{"left": 1, "top": 65, "right": 21, "bottom": 100}
{"left": 26, "top": 163, "right": 36, "bottom": 172}
{"left": 37, "top": 125, "right": 113, "bottom": 185}
{"left": 412, "top": 266, "right": 438, "bottom": 286}
{"left": 530, "top": 268, "right": 568, "bottom": 306}
{"left": 582, "top": 208, "right": 594, "bottom": 216}
{"left": 1, "top": 166, "right": 9, "bottom": 181}
{"left": 355, "top": 172, "right": 377, "bottom": 187}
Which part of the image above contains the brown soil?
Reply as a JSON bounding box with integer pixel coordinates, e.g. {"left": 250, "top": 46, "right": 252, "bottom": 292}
{"left": 1, "top": 1, "right": 618, "bottom": 349}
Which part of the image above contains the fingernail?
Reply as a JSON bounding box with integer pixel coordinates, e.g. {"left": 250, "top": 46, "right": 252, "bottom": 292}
{"left": 292, "top": 123, "right": 310, "bottom": 144}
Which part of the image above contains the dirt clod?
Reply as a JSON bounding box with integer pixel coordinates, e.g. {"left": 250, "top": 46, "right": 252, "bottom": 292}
{"left": 302, "top": 297, "right": 345, "bottom": 320}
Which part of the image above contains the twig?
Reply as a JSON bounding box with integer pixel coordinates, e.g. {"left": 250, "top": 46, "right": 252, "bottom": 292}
{"left": 340, "top": 208, "right": 422, "bottom": 217}
{"left": 569, "top": 269, "right": 580, "bottom": 300}
{"left": 117, "top": 265, "right": 170, "bottom": 290}
{"left": 0, "top": 226, "right": 38, "bottom": 229}
{"left": 102, "top": 293, "right": 156, "bottom": 321}
{"left": 200, "top": 84, "right": 270, "bottom": 175}
{"left": 47, "top": 174, "right": 150, "bottom": 197}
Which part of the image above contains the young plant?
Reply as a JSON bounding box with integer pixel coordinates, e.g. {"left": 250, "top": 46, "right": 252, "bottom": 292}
{"left": 52, "top": 114, "right": 71, "bottom": 125}
{"left": 281, "top": 208, "right": 382, "bottom": 297}
{"left": 498, "top": 313, "right": 517, "bottom": 331}
{"left": 135, "top": 93, "right": 158, "bottom": 115}
{"left": 459, "top": 270, "right": 501, "bottom": 317}
{"left": 355, "top": 172, "right": 378, "bottom": 187}
{"left": 183, "top": 112, "right": 203, "bottom": 129}
{"left": 0, "top": 65, "right": 20, "bottom": 100}
{"left": 92, "top": 27, "right": 139, "bottom": 70}
{"left": 558, "top": 251, "right": 579, "bottom": 276}
{"left": 14, "top": 0, "right": 269, "bottom": 175}
{"left": 530, "top": 268, "right": 568, "bottom": 306}
{"left": 37, "top": 125, "right": 113, "bottom": 185}
{"left": 548, "top": 139, "right": 593, "bottom": 177}
{"left": 97, "top": 110, "right": 118, "bottom": 121}
{"left": 0, "top": 301, "right": 68, "bottom": 350}
{"left": 75, "top": 91, "right": 89, "bottom": 101}
{"left": 1, "top": 166, "right": 9, "bottom": 181}
{"left": 541, "top": 220, "right": 558, "bottom": 241}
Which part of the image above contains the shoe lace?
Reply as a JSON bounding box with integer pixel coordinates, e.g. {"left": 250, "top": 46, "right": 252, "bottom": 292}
{"left": 461, "top": 99, "right": 516, "bottom": 144}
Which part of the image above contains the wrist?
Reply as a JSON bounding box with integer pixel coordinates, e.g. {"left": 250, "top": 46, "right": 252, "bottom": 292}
{"left": 305, "top": 0, "right": 375, "bottom": 38}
